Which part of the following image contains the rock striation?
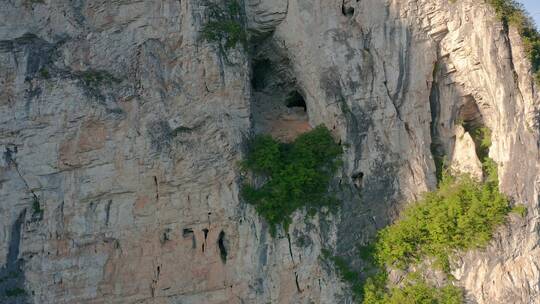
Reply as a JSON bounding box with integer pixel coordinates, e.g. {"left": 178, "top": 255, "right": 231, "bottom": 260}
{"left": 0, "top": 0, "right": 539, "bottom": 303}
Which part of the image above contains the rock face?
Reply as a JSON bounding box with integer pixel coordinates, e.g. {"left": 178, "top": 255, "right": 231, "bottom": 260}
{"left": 0, "top": 0, "right": 538, "bottom": 303}
{"left": 450, "top": 125, "right": 483, "bottom": 180}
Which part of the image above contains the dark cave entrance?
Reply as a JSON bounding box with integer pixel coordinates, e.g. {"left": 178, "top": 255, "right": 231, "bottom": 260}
{"left": 457, "top": 96, "right": 491, "bottom": 162}
{"left": 458, "top": 97, "right": 484, "bottom": 133}
{"left": 251, "top": 58, "right": 273, "bottom": 91}
{"left": 286, "top": 91, "right": 307, "bottom": 112}
{"left": 249, "top": 41, "right": 311, "bottom": 142}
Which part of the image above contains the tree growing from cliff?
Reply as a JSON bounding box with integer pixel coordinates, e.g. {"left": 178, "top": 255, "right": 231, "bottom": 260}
{"left": 201, "top": 0, "right": 247, "bottom": 51}
{"left": 241, "top": 126, "right": 343, "bottom": 236}
{"left": 485, "top": 0, "right": 540, "bottom": 82}
{"left": 329, "top": 122, "right": 524, "bottom": 303}
{"left": 375, "top": 167, "right": 509, "bottom": 272}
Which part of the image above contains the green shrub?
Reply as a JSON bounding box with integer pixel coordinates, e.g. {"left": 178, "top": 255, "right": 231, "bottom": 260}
{"left": 202, "top": 0, "right": 246, "bottom": 50}
{"left": 355, "top": 157, "right": 510, "bottom": 303}
{"left": 32, "top": 196, "right": 43, "bottom": 215}
{"left": 242, "top": 126, "right": 342, "bottom": 235}
{"left": 383, "top": 279, "right": 462, "bottom": 304}
{"left": 511, "top": 204, "right": 528, "bottom": 217}
{"left": 80, "top": 70, "right": 119, "bottom": 87}
{"left": 362, "top": 272, "right": 389, "bottom": 304}
{"left": 5, "top": 287, "right": 26, "bottom": 297}
{"left": 469, "top": 126, "right": 491, "bottom": 163}
{"left": 375, "top": 168, "right": 509, "bottom": 271}
{"left": 362, "top": 272, "right": 462, "bottom": 304}
{"left": 485, "top": 0, "right": 540, "bottom": 83}
{"left": 39, "top": 67, "right": 50, "bottom": 79}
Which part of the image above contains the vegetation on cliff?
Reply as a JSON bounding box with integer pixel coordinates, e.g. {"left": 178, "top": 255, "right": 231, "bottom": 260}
{"left": 330, "top": 164, "right": 508, "bottom": 303}
{"left": 486, "top": 0, "right": 540, "bottom": 82}
{"left": 241, "top": 126, "right": 342, "bottom": 235}
{"left": 363, "top": 273, "right": 463, "bottom": 304}
{"left": 375, "top": 160, "right": 509, "bottom": 272}
{"left": 330, "top": 122, "right": 527, "bottom": 303}
{"left": 201, "top": 0, "right": 246, "bottom": 50}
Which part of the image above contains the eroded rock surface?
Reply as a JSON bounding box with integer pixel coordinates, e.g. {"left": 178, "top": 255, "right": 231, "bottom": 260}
{"left": 0, "top": 0, "right": 539, "bottom": 303}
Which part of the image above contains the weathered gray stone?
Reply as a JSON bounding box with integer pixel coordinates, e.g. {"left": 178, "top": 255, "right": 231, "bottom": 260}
{"left": 0, "top": 0, "right": 539, "bottom": 303}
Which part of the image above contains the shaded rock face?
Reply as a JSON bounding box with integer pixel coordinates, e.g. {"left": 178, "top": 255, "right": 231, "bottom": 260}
{"left": 0, "top": 0, "right": 538, "bottom": 303}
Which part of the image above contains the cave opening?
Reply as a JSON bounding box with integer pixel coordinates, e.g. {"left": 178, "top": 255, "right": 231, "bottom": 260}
{"left": 286, "top": 91, "right": 307, "bottom": 112}
{"left": 217, "top": 231, "right": 227, "bottom": 263}
{"left": 249, "top": 41, "right": 312, "bottom": 142}
{"left": 182, "top": 228, "right": 193, "bottom": 237}
{"left": 458, "top": 97, "right": 483, "bottom": 133}
{"left": 457, "top": 96, "right": 491, "bottom": 161}
{"left": 342, "top": 1, "right": 354, "bottom": 17}
{"left": 202, "top": 228, "right": 209, "bottom": 240}
{"left": 352, "top": 172, "right": 364, "bottom": 190}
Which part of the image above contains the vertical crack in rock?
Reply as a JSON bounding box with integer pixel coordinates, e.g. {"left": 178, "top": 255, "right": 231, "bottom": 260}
{"left": 0, "top": 210, "right": 29, "bottom": 304}
{"left": 218, "top": 231, "right": 227, "bottom": 264}
{"left": 153, "top": 176, "right": 159, "bottom": 201}
{"left": 202, "top": 228, "right": 209, "bottom": 253}
{"left": 5, "top": 147, "right": 42, "bottom": 218}
{"left": 294, "top": 272, "right": 302, "bottom": 293}
{"left": 500, "top": 21, "right": 527, "bottom": 104}
{"left": 286, "top": 233, "right": 295, "bottom": 265}
{"left": 429, "top": 60, "right": 445, "bottom": 181}
{"left": 150, "top": 262, "right": 161, "bottom": 298}
{"left": 105, "top": 200, "right": 112, "bottom": 227}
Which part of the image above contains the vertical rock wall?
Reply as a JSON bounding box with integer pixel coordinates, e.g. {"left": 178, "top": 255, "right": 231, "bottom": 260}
{"left": 0, "top": 0, "right": 539, "bottom": 303}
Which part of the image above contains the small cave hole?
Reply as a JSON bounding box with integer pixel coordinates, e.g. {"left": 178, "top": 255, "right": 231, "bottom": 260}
{"left": 202, "top": 228, "right": 209, "bottom": 253}
{"left": 286, "top": 91, "right": 307, "bottom": 112}
{"left": 202, "top": 228, "right": 209, "bottom": 240}
{"left": 183, "top": 228, "right": 196, "bottom": 248}
{"left": 457, "top": 97, "right": 491, "bottom": 161}
{"left": 182, "top": 228, "right": 193, "bottom": 237}
{"left": 352, "top": 172, "right": 364, "bottom": 190}
{"left": 218, "top": 231, "right": 228, "bottom": 264}
{"left": 342, "top": 1, "right": 354, "bottom": 17}
{"left": 160, "top": 228, "right": 171, "bottom": 244}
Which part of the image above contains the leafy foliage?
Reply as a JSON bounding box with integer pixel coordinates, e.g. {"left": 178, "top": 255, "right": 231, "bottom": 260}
{"left": 32, "top": 196, "right": 43, "bottom": 215}
{"left": 485, "top": 0, "right": 540, "bottom": 83}
{"left": 202, "top": 0, "right": 246, "bottom": 50}
{"left": 5, "top": 287, "right": 26, "bottom": 297}
{"left": 338, "top": 143, "right": 510, "bottom": 303}
{"left": 80, "top": 70, "right": 119, "bottom": 87}
{"left": 242, "top": 126, "right": 342, "bottom": 235}
{"left": 468, "top": 126, "right": 491, "bottom": 163}
{"left": 39, "top": 67, "right": 50, "bottom": 79}
{"left": 375, "top": 168, "right": 509, "bottom": 271}
{"left": 511, "top": 204, "right": 528, "bottom": 217}
{"left": 363, "top": 273, "right": 463, "bottom": 304}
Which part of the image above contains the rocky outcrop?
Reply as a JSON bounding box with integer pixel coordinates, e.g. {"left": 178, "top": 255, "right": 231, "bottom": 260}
{"left": 450, "top": 126, "right": 483, "bottom": 180}
{"left": 0, "top": 0, "right": 538, "bottom": 303}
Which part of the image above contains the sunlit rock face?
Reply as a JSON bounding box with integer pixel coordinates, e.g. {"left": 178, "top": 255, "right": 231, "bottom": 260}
{"left": 0, "top": 0, "right": 538, "bottom": 303}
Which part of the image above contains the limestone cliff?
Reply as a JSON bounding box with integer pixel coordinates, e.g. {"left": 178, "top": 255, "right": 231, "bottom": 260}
{"left": 0, "top": 0, "right": 538, "bottom": 303}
